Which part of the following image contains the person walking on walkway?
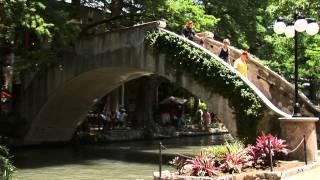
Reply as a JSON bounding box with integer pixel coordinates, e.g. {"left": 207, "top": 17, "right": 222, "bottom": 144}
{"left": 218, "top": 38, "right": 231, "bottom": 64}
{"left": 233, "top": 51, "right": 250, "bottom": 77}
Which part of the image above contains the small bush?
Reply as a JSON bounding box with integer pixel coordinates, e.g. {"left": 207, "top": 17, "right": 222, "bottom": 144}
{"left": 208, "top": 141, "right": 250, "bottom": 174}
{"left": 204, "top": 141, "right": 245, "bottom": 158}
{"left": 170, "top": 134, "right": 288, "bottom": 177}
{"left": 248, "top": 132, "right": 288, "bottom": 167}
{"left": 185, "top": 151, "right": 219, "bottom": 177}
{"left": 0, "top": 145, "right": 15, "bottom": 180}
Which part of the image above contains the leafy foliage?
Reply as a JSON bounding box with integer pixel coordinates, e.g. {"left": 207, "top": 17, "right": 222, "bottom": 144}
{"left": 199, "top": 0, "right": 320, "bottom": 101}
{"left": 248, "top": 132, "right": 288, "bottom": 167}
{"left": 204, "top": 141, "right": 249, "bottom": 174}
{"left": 0, "top": 0, "right": 53, "bottom": 47}
{"left": 0, "top": 145, "right": 15, "bottom": 180}
{"left": 204, "top": 141, "right": 245, "bottom": 158}
{"left": 173, "top": 151, "right": 219, "bottom": 177}
{"left": 259, "top": 0, "right": 320, "bottom": 96}
{"left": 160, "top": 0, "right": 218, "bottom": 32}
{"left": 171, "top": 133, "right": 288, "bottom": 177}
{"left": 198, "top": 102, "right": 207, "bottom": 111}
{"left": 80, "top": 0, "right": 218, "bottom": 34}
{"left": 200, "top": 0, "right": 268, "bottom": 51}
{"left": 220, "top": 148, "right": 249, "bottom": 174}
{"left": 146, "top": 31, "right": 265, "bottom": 141}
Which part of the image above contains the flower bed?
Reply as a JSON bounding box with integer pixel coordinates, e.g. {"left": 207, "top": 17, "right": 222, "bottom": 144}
{"left": 153, "top": 160, "right": 319, "bottom": 180}
{"left": 157, "top": 132, "right": 293, "bottom": 179}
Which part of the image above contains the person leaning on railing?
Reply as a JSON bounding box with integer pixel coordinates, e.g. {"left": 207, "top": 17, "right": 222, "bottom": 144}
{"left": 181, "top": 21, "right": 204, "bottom": 43}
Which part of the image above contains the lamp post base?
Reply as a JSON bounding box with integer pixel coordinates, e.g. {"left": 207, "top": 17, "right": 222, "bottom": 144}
{"left": 279, "top": 117, "right": 318, "bottom": 163}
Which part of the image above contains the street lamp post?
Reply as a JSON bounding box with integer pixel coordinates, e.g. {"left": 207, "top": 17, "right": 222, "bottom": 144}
{"left": 273, "top": 12, "right": 319, "bottom": 117}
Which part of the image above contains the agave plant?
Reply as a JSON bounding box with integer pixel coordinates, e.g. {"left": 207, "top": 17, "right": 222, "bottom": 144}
{"left": 219, "top": 142, "right": 250, "bottom": 174}
{"left": 0, "top": 145, "right": 15, "bottom": 180}
{"left": 203, "top": 141, "right": 249, "bottom": 174}
{"left": 220, "top": 149, "right": 249, "bottom": 174}
{"left": 204, "top": 141, "right": 245, "bottom": 158}
{"left": 185, "top": 151, "right": 219, "bottom": 177}
{"left": 248, "top": 132, "right": 288, "bottom": 167}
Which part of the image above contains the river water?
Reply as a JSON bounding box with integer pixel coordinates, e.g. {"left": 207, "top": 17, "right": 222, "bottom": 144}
{"left": 12, "top": 134, "right": 232, "bottom": 180}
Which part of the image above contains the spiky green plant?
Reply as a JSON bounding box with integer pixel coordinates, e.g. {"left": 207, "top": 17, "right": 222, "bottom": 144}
{"left": 0, "top": 145, "right": 15, "bottom": 180}
{"left": 204, "top": 141, "right": 245, "bottom": 158}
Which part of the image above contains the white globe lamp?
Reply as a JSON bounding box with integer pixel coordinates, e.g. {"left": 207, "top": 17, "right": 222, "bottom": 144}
{"left": 306, "top": 22, "right": 319, "bottom": 36}
{"left": 285, "top": 25, "right": 295, "bottom": 38}
{"left": 273, "top": 21, "right": 286, "bottom": 34}
{"left": 294, "top": 18, "right": 308, "bottom": 32}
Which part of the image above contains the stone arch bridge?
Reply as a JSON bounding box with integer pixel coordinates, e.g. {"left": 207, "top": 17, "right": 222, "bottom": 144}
{"left": 18, "top": 22, "right": 319, "bottom": 145}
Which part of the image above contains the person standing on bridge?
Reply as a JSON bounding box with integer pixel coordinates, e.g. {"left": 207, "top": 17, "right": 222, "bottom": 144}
{"left": 218, "top": 38, "right": 231, "bottom": 64}
{"left": 233, "top": 51, "right": 250, "bottom": 77}
{"left": 181, "top": 21, "right": 203, "bottom": 42}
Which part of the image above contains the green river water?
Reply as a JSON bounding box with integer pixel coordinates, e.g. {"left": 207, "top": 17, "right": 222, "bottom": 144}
{"left": 12, "top": 134, "right": 232, "bottom": 180}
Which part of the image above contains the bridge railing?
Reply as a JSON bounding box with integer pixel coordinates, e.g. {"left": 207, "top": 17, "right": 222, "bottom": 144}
{"left": 160, "top": 28, "right": 290, "bottom": 118}
{"left": 201, "top": 36, "right": 320, "bottom": 116}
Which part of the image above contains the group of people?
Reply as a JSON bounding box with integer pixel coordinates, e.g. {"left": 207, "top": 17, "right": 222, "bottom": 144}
{"left": 159, "top": 105, "right": 183, "bottom": 130}
{"left": 181, "top": 20, "right": 250, "bottom": 78}
{"left": 84, "top": 107, "right": 128, "bottom": 132}
{"left": 100, "top": 107, "right": 128, "bottom": 130}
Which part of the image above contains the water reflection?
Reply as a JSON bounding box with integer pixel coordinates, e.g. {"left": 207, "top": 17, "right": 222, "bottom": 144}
{"left": 13, "top": 134, "right": 232, "bottom": 180}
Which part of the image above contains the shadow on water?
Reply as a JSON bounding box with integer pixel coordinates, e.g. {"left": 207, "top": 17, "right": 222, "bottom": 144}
{"left": 12, "top": 134, "right": 232, "bottom": 169}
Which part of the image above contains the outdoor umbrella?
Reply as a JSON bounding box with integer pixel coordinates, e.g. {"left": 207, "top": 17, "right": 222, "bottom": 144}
{"left": 159, "top": 96, "right": 187, "bottom": 105}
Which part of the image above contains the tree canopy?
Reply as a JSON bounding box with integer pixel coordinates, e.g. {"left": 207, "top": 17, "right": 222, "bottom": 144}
{"left": 0, "top": 0, "right": 53, "bottom": 50}
{"left": 0, "top": 0, "right": 320, "bottom": 101}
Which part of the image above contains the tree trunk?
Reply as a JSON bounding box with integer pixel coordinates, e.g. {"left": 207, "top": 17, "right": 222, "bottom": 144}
{"left": 110, "top": 0, "right": 122, "bottom": 17}
{"left": 309, "top": 78, "right": 318, "bottom": 104}
{"left": 72, "top": 0, "right": 80, "bottom": 5}
{"left": 110, "top": 0, "right": 123, "bottom": 28}
{"left": 193, "top": 97, "right": 199, "bottom": 116}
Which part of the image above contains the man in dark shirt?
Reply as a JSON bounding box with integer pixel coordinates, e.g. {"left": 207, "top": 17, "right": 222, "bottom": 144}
{"left": 181, "top": 21, "right": 202, "bottom": 42}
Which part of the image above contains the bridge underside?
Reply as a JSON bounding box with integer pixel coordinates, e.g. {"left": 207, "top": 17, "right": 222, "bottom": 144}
{"left": 24, "top": 67, "right": 154, "bottom": 144}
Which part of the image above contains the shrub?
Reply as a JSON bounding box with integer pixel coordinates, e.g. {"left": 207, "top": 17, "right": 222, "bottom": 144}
{"left": 220, "top": 148, "right": 250, "bottom": 173}
{"left": 204, "top": 141, "right": 245, "bottom": 158}
{"left": 170, "top": 133, "right": 289, "bottom": 177}
{"left": 198, "top": 102, "right": 207, "bottom": 110}
{"left": 248, "top": 132, "right": 288, "bottom": 167}
{"left": 185, "top": 151, "right": 219, "bottom": 177}
{"left": 0, "top": 145, "right": 15, "bottom": 180}
{"left": 204, "top": 141, "right": 249, "bottom": 174}
{"left": 171, "top": 151, "right": 219, "bottom": 177}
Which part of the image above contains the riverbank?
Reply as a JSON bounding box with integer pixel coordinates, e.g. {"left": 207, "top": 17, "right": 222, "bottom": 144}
{"left": 154, "top": 157, "right": 320, "bottom": 180}
{"left": 73, "top": 125, "right": 230, "bottom": 144}
{"left": 12, "top": 135, "right": 232, "bottom": 180}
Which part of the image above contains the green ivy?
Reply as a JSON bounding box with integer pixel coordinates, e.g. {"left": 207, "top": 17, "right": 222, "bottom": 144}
{"left": 146, "top": 31, "right": 266, "bottom": 142}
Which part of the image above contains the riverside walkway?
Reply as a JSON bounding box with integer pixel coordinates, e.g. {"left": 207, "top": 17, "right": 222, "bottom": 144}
{"left": 286, "top": 151, "right": 320, "bottom": 179}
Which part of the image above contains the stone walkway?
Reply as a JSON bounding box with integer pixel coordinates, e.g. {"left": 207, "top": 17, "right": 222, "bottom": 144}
{"left": 285, "top": 166, "right": 320, "bottom": 179}
{"left": 285, "top": 151, "right": 320, "bottom": 179}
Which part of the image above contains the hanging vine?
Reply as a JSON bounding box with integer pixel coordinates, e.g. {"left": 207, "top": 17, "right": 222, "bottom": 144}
{"left": 146, "top": 31, "right": 266, "bottom": 141}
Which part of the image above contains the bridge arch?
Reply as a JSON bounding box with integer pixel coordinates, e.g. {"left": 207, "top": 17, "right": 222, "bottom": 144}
{"left": 20, "top": 22, "right": 287, "bottom": 144}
